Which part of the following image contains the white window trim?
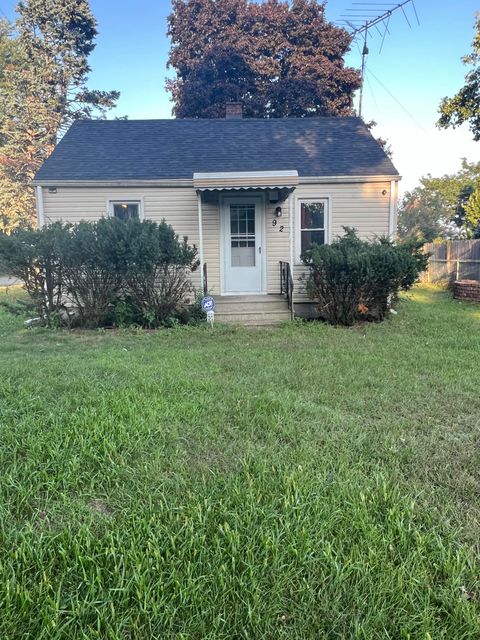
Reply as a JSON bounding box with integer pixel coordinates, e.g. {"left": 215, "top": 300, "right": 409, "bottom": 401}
{"left": 295, "top": 196, "right": 332, "bottom": 264}
{"left": 106, "top": 196, "right": 145, "bottom": 221}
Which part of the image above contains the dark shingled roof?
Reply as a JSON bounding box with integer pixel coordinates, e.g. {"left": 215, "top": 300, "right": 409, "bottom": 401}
{"left": 34, "top": 117, "right": 398, "bottom": 182}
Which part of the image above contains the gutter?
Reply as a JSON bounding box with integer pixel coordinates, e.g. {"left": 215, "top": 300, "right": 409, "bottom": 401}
{"left": 388, "top": 180, "right": 397, "bottom": 240}
{"left": 196, "top": 191, "right": 204, "bottom": 293}
{"left": 35, "top": 186, "right": 45, "bottom": 228}
{"left": 31, "top": 175, "right": 402, "bottom": 188}
{"left": 299, "top": 175, "right": 401, "bottom": 184}
{"left": 31, "top": 179, "right": 194, "bottom": 188}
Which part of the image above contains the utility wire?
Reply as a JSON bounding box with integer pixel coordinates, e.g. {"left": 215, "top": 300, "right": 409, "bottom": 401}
{"left": 365, "top": 73, "right": 379, "bottom": 112}
{"left": 366, "top": 67, "right": 426, "bottom": 131}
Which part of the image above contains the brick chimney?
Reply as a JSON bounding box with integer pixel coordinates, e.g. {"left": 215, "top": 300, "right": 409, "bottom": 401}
{"left": 225, "top": 101, "right": 243, "bottom": 119}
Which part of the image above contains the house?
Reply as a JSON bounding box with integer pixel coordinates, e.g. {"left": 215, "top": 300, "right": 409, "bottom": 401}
{"left": 33, "top": 104, "right": 400, "bottom": 325}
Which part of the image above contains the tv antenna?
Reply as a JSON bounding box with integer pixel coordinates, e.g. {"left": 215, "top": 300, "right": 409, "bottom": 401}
{"left": 337, "top": 1, "right": 420, "bottom": 117}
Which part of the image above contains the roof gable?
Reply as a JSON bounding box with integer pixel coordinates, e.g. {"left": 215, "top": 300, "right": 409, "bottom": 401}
{"left": 34, "top": 117, "right": 399, "bottom": 182}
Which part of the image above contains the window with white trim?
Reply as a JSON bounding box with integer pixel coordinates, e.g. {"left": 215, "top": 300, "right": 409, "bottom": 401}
{"left": 298, "top": 199, "right": 328, "bottom": 257}
{"left": 109, "top": 200, "right": 141, "bottom": 221}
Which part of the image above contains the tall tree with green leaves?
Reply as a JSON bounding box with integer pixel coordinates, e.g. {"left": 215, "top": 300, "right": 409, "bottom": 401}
{"left": 437, "top": 14, "right": 480, "bottom": 141}
{"left": 0, "top": 18, "right": 34, "bottom": 232}
{"left": 464, "top": 187, "right": 480, "bottom": 235}
{"left": 397, "top": 188, "right": 446, "bottom": 242}
{"left": 0, "top": 0, "right": 119, "bottom": 232}
{"left": 397, "top": 160, "right": 480, "bottom": 240}
{"left": 167, "top": 0, "right": 361, "bottom": 118}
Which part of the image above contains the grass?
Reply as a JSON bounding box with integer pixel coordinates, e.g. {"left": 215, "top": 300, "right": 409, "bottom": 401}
{"left": 0, "top": 285, "right": 479, "bottom": 638}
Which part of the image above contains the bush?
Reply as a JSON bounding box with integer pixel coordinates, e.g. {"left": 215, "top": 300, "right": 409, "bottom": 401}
{"left": 120, "top": 219, "right": 199, "bottom": 327}
{"left": 0, "top": 223, "right": 68, "bottom": 325}
{"left": 59, "top": 219, "right": 126, "bottom": 327}
{"left": 302, "top": 228, "right": 428, "bottom": 326}
{"left": 0, "top": 218, "right": 199, "bottom": 328}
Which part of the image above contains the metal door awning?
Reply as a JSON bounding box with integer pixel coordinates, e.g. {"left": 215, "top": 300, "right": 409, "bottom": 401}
{"left": 193, "top": 170, "right": 299, "bottom": 191}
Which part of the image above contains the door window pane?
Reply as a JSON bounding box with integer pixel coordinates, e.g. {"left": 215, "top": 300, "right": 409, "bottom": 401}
{"left": 232, "top": 246, "right": 255, "bottom": 266}
{"left": 230, "top": 204, "right": 256, "bottom": 267}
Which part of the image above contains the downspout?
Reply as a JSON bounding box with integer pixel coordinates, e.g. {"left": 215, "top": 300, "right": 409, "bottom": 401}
{"left": 196, "top": 190, "right": 204, "bottom": 293}
{"left": 289, "top": 192, "right": 295, "bottom": 317}
{"left": 388, "top": 180, "right": 396, "bottom": 240}
{"left": 35, "top": 185, "right": 45, "bottom": 228}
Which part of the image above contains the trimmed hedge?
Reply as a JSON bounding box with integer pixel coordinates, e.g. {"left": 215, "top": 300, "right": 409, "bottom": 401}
{"left": 302, "top": 228, "right": 428, "bottom": 326}
{"left": 0, "top": 218, "right": 199, "bottom": 328}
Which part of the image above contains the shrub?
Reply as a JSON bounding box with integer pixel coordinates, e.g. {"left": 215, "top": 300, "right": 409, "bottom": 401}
{"left": 120, "top": 219, "right": 199, "bottom": 327}
{"left": 0, "top": 218, "right": 199, "bottom": 328}
{"left": 59, "top": 219, "right": 127, "bottom": 327}
{"left": 173, "top": 292, "right": 207, "bottom": 326}
{"left": 0, "top": 223, "right": 69, "bottom": 326}
{"left": 302, "top": 228, "right": 428, "bottom": 326}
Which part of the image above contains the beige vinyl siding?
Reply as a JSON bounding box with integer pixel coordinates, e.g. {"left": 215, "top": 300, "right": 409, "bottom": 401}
{"left": 265, "top": 198, "right": 291, "bottom": 294}
{"left": 292, "top": 181, "right": 395, "bottom": 301}
{"left": 202, "top": 200, "right": 221, "bottom": 294}
{"left": 42, "top": 186, "right": 202, "bottom": 290}
{"left": 40, "top": 179, "right": 397, "bottom": 301}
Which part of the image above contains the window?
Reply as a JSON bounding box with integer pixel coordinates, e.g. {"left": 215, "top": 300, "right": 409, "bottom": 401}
{"left": 108, "top": 200, "right": 143, "bottom": 220}
{"left": 297, "top": 199, "right": 328, "bottom": 259}
{"left": 230, "top": 204, "right": 256, "bottom": 267}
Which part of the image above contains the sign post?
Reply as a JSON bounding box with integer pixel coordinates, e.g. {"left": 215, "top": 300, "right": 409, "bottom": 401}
{"left": 201, "top": 296, "right": 215, "bottom": 327}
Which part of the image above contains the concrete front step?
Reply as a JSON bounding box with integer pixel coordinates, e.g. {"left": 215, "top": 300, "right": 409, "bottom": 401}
{"left": 213, "top": 294, "right": 291, "bottom": 326}
{"left": 215, "top": 294, "right": 285, "bottom": 303}
{"left": 218, "top": 319, "right": 290, "bottom": 327}
{"left": 215, "top": 301, "right": 289, "bottom": 313}
{"left": 215, "top": 312, "right": 291, "bottom": 325}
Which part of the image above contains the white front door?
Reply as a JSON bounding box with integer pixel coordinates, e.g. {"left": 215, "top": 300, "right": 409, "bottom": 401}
{"left": 222, "top": 196, "right": 264, "bottom": 294}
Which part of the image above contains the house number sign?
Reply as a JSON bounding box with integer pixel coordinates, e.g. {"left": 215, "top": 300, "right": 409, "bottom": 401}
{"left": 272, "top": 219, "right": 284, "bottom": 232}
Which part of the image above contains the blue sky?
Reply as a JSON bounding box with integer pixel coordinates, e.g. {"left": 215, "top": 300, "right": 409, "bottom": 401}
{"left": 1, "top": 0, "right": 479, "bottom": 191}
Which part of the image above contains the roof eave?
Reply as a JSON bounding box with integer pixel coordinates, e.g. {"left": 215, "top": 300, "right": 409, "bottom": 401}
{"left": 299, "top": 175, "right": 401, "bottom": 183}
{"left": 31, "top": 178, "right": 195, "bottom": 187}
{"left": 32, "top": 174, "right": 401, "bottom": 187}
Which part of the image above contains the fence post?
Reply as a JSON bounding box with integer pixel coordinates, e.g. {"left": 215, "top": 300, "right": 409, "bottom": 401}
{"left": 456, "top": 259, "right": 460, "bottom": 282}
{"left": 446, "top": 241, "right": 452, "bottom": 282}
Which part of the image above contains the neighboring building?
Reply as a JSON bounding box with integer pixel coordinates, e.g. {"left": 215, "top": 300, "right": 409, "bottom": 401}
{"left": 33, "top": 105, "right": 400, "bottom": 324}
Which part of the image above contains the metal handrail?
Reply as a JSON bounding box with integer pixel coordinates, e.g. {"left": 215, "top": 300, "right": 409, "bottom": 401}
{"left": 203, "top": 263, "right": 208, "bottom": 296}
{"left": 279, "top": 261, "right": 294, "bottom": 320}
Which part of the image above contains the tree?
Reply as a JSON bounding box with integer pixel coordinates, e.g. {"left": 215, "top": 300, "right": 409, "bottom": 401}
{"left": 437, "top": 15, "right": 480, "bottom": 141}
{"left": 0, "top": 1, "right": 119, "bottom": 232}
{"left": 421, "top": 160, "right": 480, "bottom": 236}
{"left": 397, "top": 188, "right": 446, "bottom": 242}
{"left": 397, "top": 160, "right": 480, "bottom": 240}
{"left": 0, "top": 19, "right": 19, "bottom": 96}
{"left": 168, "top": 46, "right": 257, "bottom": 119}
{"left": 0, "top": 18, "right": 36, "bottom": 232}
{"left": 167, "top": 0, "right": 361, "bottom": 118}
{"left": 464, "top": 188, "right": 480, "bottom": 236}
{"left": 365, "top": 120, "right": 392, "bottom": 158}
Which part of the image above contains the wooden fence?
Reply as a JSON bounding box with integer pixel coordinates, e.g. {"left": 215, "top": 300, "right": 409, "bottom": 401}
{"left": 421, "top": 240, "right": 480, "bottom": 283}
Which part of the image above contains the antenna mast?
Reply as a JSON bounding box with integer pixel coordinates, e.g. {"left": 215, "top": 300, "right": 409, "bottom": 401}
{"left": 338, "top": 1, "right": 419, "bottom": 117}
{"left": 359, "top": 28, "right": 368, "bottom": 119}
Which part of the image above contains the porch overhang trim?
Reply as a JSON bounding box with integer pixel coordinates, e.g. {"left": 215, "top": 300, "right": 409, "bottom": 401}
{"left": 193, "top": 170, "right": 299, "bottom": 191}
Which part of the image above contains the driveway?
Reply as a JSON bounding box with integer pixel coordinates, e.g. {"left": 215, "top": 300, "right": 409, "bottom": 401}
{"left": 0, "top": 276, "right": 20, "bottom": 287}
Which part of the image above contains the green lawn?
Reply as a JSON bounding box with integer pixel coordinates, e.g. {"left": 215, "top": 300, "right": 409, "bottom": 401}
{"left": 1, "top": 286, "right": 480, "bottom": 639}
